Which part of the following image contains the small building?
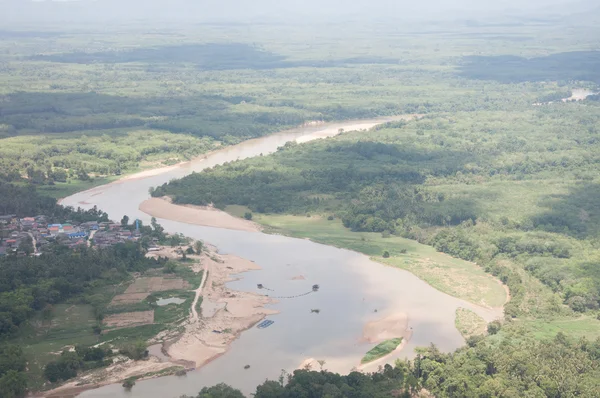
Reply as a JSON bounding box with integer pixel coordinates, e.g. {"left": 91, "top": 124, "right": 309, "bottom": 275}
{"left": 0, "top": 215, "right": 17, "bottom": 224}
{"left": 68, "top": 231, "right": 88, "bottom": 239}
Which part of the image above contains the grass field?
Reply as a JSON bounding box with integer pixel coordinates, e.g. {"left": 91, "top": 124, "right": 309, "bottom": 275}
{"left": 521, "top": 316, "right": 600, "bottom": 340}
{"left": 18, "top": 304, "right": 99, "bottom": 390}
{"left": 36, "top": 176, "right": 121, "bottom": 199}
{"left": 257, "top": 214, "right": 507, "bottom": 307}
{"left": 455, "top": 308, "right": 488, "bottom": 339}
{"left": 361, "top": 338, "right": 403, "bottom": 364}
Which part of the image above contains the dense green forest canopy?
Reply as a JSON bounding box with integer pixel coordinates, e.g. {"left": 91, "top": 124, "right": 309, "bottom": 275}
{"left": 2, "top": 22, "right": 592, "bottom": 191}
{"left": 459, "top": 51, "right": 600, "bottom": 83}
{"left": 29, "top": 43, "right": 400, "bottom": 69}
{"left": 0, "top": 182, "right": 108, "bottom": 222}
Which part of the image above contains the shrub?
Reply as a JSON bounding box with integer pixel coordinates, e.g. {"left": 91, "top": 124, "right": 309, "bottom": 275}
{"left": 487, "top": 320, "right": 502, "bottom": 335}
{"left": 122, "top": 377, "right": 136, "bottom": 390}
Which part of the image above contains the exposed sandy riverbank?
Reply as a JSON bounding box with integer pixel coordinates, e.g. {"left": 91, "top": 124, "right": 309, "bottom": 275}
{"left": 140, "top": 197, "right": 261, "bottom": 232}
{"left": 165, "top": 249, "right": 278, "bottom": 368}
{"left": 359, "top": 313, "right": 413, "bottom": 370}
{"left": 295, "top": 312, "right": 413, "bottom": 373}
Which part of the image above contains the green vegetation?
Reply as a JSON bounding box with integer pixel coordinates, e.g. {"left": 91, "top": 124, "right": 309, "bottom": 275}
{"left": 361, "top": 338, "right": 403, "bottom": 364}
{"left": 454, "top": 308, "right": 488, "bottom": 340}
{"left": 0, "top": 181, "right": 109, "bottom": 220}
{"left": 459, "top": 51, "right": 600, "bottom": 83}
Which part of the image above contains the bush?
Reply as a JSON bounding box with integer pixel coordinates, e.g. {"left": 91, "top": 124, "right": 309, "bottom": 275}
{"left": 119, "top": 341, "right": 148, "bottom": 360}
{"left": 122, "top": 377, "right": 136, "bottom": 390}
{"left": 244, "top": 212, "right": 253, "bottom": 220}
{"left": 383, "top": 251, "right": 390, "bottom": 258}
{"left": 487, "top": 320, "right": 502, "bottom": 335}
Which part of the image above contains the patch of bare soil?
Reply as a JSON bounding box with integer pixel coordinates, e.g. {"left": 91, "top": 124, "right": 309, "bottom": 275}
{"left": 109, "top": 292, "right": 150, "bottom": 306}
{"left": 103, "top": 311, "right": 154, "bottom": 330}
{"left": 110, "top": 275, "right": 189, "bottom": 306}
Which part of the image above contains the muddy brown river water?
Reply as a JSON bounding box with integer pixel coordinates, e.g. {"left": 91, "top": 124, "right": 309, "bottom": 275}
{"left": 60, "top": 117, "right": 502, "bottom": 397}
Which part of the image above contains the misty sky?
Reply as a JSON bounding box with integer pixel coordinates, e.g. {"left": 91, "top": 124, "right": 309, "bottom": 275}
{"left": 1, "top": 0, "right": 596, "bottom": 26}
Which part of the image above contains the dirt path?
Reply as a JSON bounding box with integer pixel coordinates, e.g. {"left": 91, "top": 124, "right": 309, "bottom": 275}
{"left": 87, "top": 229, "right": 97, "bottom": 248}
{"left": 191, "top": 257, "right": 209, "bottom": 322}
{"left": 27, "top": 232, "right": 38, "bottom": 254}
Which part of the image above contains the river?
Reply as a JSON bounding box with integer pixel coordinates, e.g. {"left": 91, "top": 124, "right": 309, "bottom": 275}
{"left": 60, "top": 117, "right": 501, "bottom": 397}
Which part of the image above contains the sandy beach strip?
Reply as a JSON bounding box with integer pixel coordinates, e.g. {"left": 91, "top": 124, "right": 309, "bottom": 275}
{"left": 139, "top": 196, "right": 261, "bottom": 232}
{"left": 165, "top": 250, "right": 277, "bottom": 368}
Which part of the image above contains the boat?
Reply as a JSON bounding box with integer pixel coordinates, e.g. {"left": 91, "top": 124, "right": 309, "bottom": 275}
{"left": 257, "top": 319, "right": 275, "bottom": 329}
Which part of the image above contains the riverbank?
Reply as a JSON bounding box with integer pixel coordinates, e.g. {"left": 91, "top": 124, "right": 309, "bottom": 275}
{"left": 140, "top": 197, "right": 262, "bottom": 233}
{"left": 41, "top": 244, "right": 275, "bottom": 397}
{"left": 164, "top": 248, "right": 277, "bottom": 368}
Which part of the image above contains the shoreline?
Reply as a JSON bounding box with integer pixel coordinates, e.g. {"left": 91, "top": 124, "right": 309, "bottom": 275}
{"left": 58, "top": 115, "right": 416, "bottom": 206}
{"left": 41, "top": 246, "right": 276, "bottom": 398}
{"left": 140, "top": 197, "right": 262, "bottom": 233}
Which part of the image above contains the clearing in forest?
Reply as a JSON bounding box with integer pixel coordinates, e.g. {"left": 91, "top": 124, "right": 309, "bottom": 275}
{"left": 110, "top": 277, "right": 190, "bottom": 306}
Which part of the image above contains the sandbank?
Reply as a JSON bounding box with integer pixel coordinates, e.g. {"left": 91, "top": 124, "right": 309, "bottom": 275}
{"left": 140, "top": 197, "right": 261, "bottom": 232}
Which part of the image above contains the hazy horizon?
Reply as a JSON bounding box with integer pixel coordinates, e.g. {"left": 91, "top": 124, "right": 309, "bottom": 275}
{"left": 2, "top": 0, "right": 598, "bottom": 27}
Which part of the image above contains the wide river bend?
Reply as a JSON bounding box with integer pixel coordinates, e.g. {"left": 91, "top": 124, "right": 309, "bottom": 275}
{"left": 61, "top": 117, "right": 501, "bottom": 397}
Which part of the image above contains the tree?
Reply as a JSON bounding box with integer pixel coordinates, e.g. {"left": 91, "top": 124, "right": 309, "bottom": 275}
{"left": 194, "top": 240, "right": 204, "bottom": 254}
{"left": 487, "top": 320, "right": 502, "bottom": 335}
{"left": 197, "top": 383, "right": 245, "bottom": 398}
{"left": 119, "top": 341, "right": 148, "bottom": 360}
{"left": 0, "top": 370, "right": 27, "bottom": 398}
{"left": 121, "top": 215, "right": 129, "bottom": 226}
{"left": 122, "top": 377, "right": 136, "bottom": 390}
{"left": 244, "top": 212, "right": 253, "bottom": 220}
{"left": 254, "top": 380, "right": 286, "bottom": 398}
{"left": 164, "top": 261, "right": 177, "bottom": 274}
{"left": 18, "top": 237, "right": 34, "bottom": 256}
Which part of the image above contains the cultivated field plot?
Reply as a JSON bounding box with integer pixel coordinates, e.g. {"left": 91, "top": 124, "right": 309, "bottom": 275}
{"left": 103, "top": 310, "right": 155, "bottom": 329}
{"left": 109, "top": 277, "right": 190, "bottom": 306}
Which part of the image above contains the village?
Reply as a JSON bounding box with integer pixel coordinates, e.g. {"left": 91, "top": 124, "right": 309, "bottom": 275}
{"left": 0, "top": 214, "right": 144, "bottom": 257}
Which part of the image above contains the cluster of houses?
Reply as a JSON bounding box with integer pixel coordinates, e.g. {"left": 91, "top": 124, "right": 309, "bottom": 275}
{"left": 0, "top": 214, "right": 142, "bottom": 257}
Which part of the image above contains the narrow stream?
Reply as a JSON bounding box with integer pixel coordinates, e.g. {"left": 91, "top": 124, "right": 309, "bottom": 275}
{"left": 61, "top": 117, "right": 501, "bottom": 397}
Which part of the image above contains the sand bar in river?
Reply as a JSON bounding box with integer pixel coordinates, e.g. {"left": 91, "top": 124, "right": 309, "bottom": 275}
{"left": 140, "top": 196, "right": 261, "bottom": 232}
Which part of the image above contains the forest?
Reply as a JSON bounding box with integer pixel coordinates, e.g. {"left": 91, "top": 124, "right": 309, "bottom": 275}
{"left": 459, "top": 51, "right": 600, "bottom": 83}
{"left": 0, "top": 182, "right": 108, "bottom": 222}
{"left": 1, "top": 21, "right": 583, "bottom": 196}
